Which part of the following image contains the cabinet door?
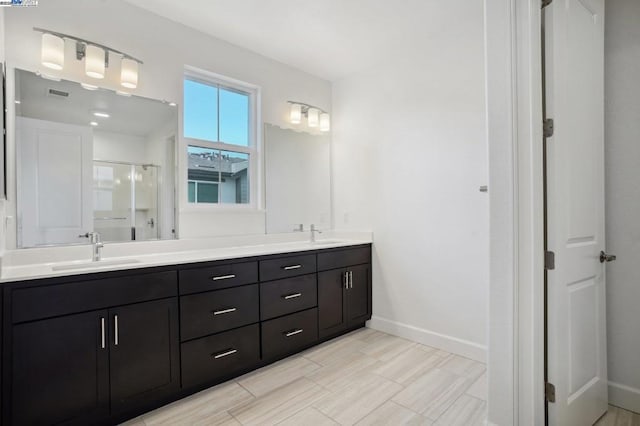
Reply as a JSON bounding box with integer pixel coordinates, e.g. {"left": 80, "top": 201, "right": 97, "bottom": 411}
{"left": 347, "top": 264, "right": 371, "bottom": 326}
{"left": 318, "top": 268, "right": 348, "bottom": 338}
{"left": 109, "top": 298, "right": 179, "bottom": 414}
{"left": 11, "top": 310, "right": 109, "bottom": 425}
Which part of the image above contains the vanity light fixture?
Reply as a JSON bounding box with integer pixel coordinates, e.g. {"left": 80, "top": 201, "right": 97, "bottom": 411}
{"left": 41, "top": 33, "right": 65, "bottom": 70}
{"left": 92, "top": 111, "right": 110, "bottom": 118}
{"left": 85, "top": 45, "right": 106, "bottom": 79}
{"left": 287, "top": 101, "right": 331, "bottom": 132}
{"left": 307, "top": 108, "right": 319, "bottom": 128}
{"left": 120, "top": 58, "right": 139, "bottom": 89}
{"left": 290, "top": 103, "right": 302, "bottom": 124}
{"left": 89, "top": 121, "right": 99, "bottom": 126}
{"left": 34, "top": 27, "right": 143, "bottom": 89}
{"left": 320, "top": 113, "right": 331, "bottom": 132}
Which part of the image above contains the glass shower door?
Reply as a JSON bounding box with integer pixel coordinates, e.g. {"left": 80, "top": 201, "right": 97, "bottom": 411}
{"left": 93, "top": 161, "right": 133, "bottom": 242}
{"left": 134, "top": 165, "right": 159, "bottom": 241}
{"left": 93, "top": 161, "right": 160, "bottom": 242}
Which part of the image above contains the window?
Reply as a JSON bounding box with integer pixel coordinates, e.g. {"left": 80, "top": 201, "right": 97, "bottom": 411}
{"left": 183, "top": 71, "right": 258, "bottom": 206}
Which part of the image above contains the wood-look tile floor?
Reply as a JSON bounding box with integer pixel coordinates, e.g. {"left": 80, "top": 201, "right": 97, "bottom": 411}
{"left": 121, "top": 328, "right": 487, "bottom": 426}
{"left": 596, "top": 405, "right": 640, "bottom": 426}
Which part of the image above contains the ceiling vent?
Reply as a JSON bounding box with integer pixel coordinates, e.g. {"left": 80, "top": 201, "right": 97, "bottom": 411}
{"left": 47, "top": 88, "right": 69, "bottom": 98}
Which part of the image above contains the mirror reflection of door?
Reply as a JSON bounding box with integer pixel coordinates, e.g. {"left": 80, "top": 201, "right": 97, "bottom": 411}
{"left": 17, "top": 117, "right": 93, "bottom": 247}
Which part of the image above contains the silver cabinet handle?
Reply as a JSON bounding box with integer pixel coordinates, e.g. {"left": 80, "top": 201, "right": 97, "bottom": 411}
{"left": 213, "top": 308, "right": 237, "bottom": 315}
{"left": 283, "top": 265, "right": 302, "bottom": 270}
{"left": 283, "top": 293, "right": 302, "bottom": 300}
{"left": 213, "top": 348, "right": 238, "bottom": 359}
{"left": 212, "top": 274, "right": 236, "bottom": 281}
{"left": 285, "top": 329, "right": 304, "bottom": 337}
{"left": 100, "top": 317, "right": 106, "bottom": 349}
{"left": 344, "top": 272, "right": 349, "bottom": 289}
{"left": 114, "top": 315, "right": 119, "bottom": 346}
{"left": 349, "top": 271, "right": 353, "bottom": 289}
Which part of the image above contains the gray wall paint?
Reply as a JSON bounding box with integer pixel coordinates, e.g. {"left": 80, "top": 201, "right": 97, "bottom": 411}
{"left": 605, "top": 0, "right": 640, "bottom": 412}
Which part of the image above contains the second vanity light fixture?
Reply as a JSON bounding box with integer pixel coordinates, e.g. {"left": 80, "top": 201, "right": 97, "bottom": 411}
{"left": 36, "top": 27, "right": 143, "bottom": 90}
{"left": 288, "top": 101, "right": 330, "bottom": 132}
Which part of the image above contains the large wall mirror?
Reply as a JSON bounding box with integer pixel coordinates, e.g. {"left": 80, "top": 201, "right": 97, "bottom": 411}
{"left": 14, "top": 69, "right": 177, "bottom": 248}
{"left": 264, "top": 124, "right": 331, "bottom": 234}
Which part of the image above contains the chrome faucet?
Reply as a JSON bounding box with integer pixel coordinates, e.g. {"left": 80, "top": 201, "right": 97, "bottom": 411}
{"left": 310, "top": 224, "right": 322, "bottom": 243}
{"left": 79, "top": 232, "right": 104, "bottom": 261}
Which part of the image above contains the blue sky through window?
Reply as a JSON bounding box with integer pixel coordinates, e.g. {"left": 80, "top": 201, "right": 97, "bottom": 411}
{"left": 184, "top": 79, "right": 249, "bottom": 146}
{"left": 184, "top": 79, "right": 217, "bottom": 141}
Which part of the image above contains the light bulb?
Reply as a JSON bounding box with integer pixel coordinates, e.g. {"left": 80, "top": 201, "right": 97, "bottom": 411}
{"left": 41, "top": 33, "right": 64, "bottom": 70}
{"left": 307, "top": 108, "right": 319, "bottom": 127}
{"left": 85, "top": 45, "right": 105, "bottom": 79}
{"left": 290, "top": 103, "right": 302, "bottom": 124}
{"left": 120, "top": 58, "right": 138, "bottom": 89}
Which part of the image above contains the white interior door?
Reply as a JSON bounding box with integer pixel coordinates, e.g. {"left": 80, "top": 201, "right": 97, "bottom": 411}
{"left": 17, "top": 117, "right": 93, "bottom": 247}
{"left": 545, "top": 0, "right": 607, "bottom": 425}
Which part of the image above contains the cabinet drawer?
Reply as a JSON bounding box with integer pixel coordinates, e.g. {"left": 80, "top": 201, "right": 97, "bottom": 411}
{"left": 317, "top": 246, "right": 371, "bottom": 271}
{"left": 259, "top": 254, "right": 316, "bottom": 282}
{"left": 181, "top": 324, "right": 260, "bottom": 389}
{"left": 12, "top": 271, "right": 177, "bottom": 324}
{"left": 180, "top": 285, "right": 259, "bottom": 341}
{"left": 260, "top": 275, "right": 317, "bottom": 321}
{"left": 261, "top": 308, "right": 318, "bottom": 360}
{"left": 179, "top": 261, "right": 258, "bottom": 295}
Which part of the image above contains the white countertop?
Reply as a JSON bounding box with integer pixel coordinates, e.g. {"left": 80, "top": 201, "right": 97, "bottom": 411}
{"left": 0, "top": 231, "right": 373, "bottom": 283}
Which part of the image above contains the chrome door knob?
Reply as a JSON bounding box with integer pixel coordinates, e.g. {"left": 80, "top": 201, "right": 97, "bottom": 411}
{"left": 600, "top": 251, "right": 617, "bottom": 263}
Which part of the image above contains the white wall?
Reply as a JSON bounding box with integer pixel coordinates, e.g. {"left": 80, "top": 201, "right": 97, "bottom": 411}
{"left": 332, "top": 1, "right": 489, "bottom": 360}
{"left": 2, "top": 0, "right": 331, "bottom": 246}
{"left": 605, "top": 0, "right": 640, "bottom": 413}
{"left": 93, "top": 131, "right": 148, "bottom": 164}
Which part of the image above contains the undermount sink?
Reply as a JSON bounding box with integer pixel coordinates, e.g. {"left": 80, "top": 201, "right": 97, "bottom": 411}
{"left": 51, "top": 259, "right": 141, "bottom": 271}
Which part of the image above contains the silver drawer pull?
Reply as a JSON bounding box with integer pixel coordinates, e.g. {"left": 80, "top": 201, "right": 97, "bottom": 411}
{"left": 213, "top": 308, "right": 237, "bottom": 316}
{"left": 213, "top": 349, "right": 238, "bottom": 359}
{"left": 282, "top": 265, "right": 302, "bottom": 270}
{"left": 212, "top": 274, "right": 236, "bottom": 281}
{"left": 283, "top": 293, "right": 302, "bottom": 300}
{"left": 100, "top": 317, "right": 106, "bottom": 349}
{"left": 285, "top": 329, "right": 304, "bottom": 337}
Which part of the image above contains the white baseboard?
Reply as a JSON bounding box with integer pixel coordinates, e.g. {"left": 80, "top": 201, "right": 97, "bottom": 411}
{"left": 367, "top": 315, "right": 487, "bottom": 363}
{"left": 609, "top": 381, "right": 640, "bottom": 414}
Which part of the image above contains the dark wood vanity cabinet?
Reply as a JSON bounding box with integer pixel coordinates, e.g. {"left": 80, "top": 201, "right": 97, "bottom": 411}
{"left": 318, "top": 247, "right": 372, "bottom": 339}
{"left": 11, "top": 310, "right": 110, "bottom": 425}
{"left": 1, "top": 244, "right": 371, "bottom": 425}
{"left": 3, "top": 271, "right": 180, "bottom": 425}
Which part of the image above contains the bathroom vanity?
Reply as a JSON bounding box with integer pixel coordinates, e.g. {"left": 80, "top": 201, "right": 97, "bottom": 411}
{"left": 0, "top": 242, "right": 372, "bottom": 425}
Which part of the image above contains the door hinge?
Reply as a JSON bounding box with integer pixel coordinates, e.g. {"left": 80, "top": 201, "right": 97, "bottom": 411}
{"left": 543, "top": 118, "right": 554, "bottom": 138}
{"left": 545, "top": 382, "right": 556, "bottom": 403}
{"left": 545, "top": 251, "right": 555, "bottom": 270}
{"left": 542, "top": 0, "right": 553, "bottom": 8}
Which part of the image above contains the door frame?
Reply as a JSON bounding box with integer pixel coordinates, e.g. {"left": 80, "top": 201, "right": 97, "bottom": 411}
{"left": 485, "top": 0, "right": 545, "bottom": 425}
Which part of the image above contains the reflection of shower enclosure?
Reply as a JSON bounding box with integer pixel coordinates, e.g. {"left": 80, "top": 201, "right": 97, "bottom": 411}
{"left": 93, "top": 161, "right": 160, "bottom": 242}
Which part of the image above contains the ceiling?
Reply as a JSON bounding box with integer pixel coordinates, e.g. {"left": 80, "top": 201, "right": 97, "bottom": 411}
{"left": 15, "top": 69, "right": 177, "bottom": 137}
{"left": 123, "top": 0, "right": 457, "bottom": 82}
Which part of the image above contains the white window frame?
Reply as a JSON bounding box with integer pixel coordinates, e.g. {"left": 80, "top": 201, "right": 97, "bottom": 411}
{"left": 181, "top": 66, "right": 262, "bottom": 211}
